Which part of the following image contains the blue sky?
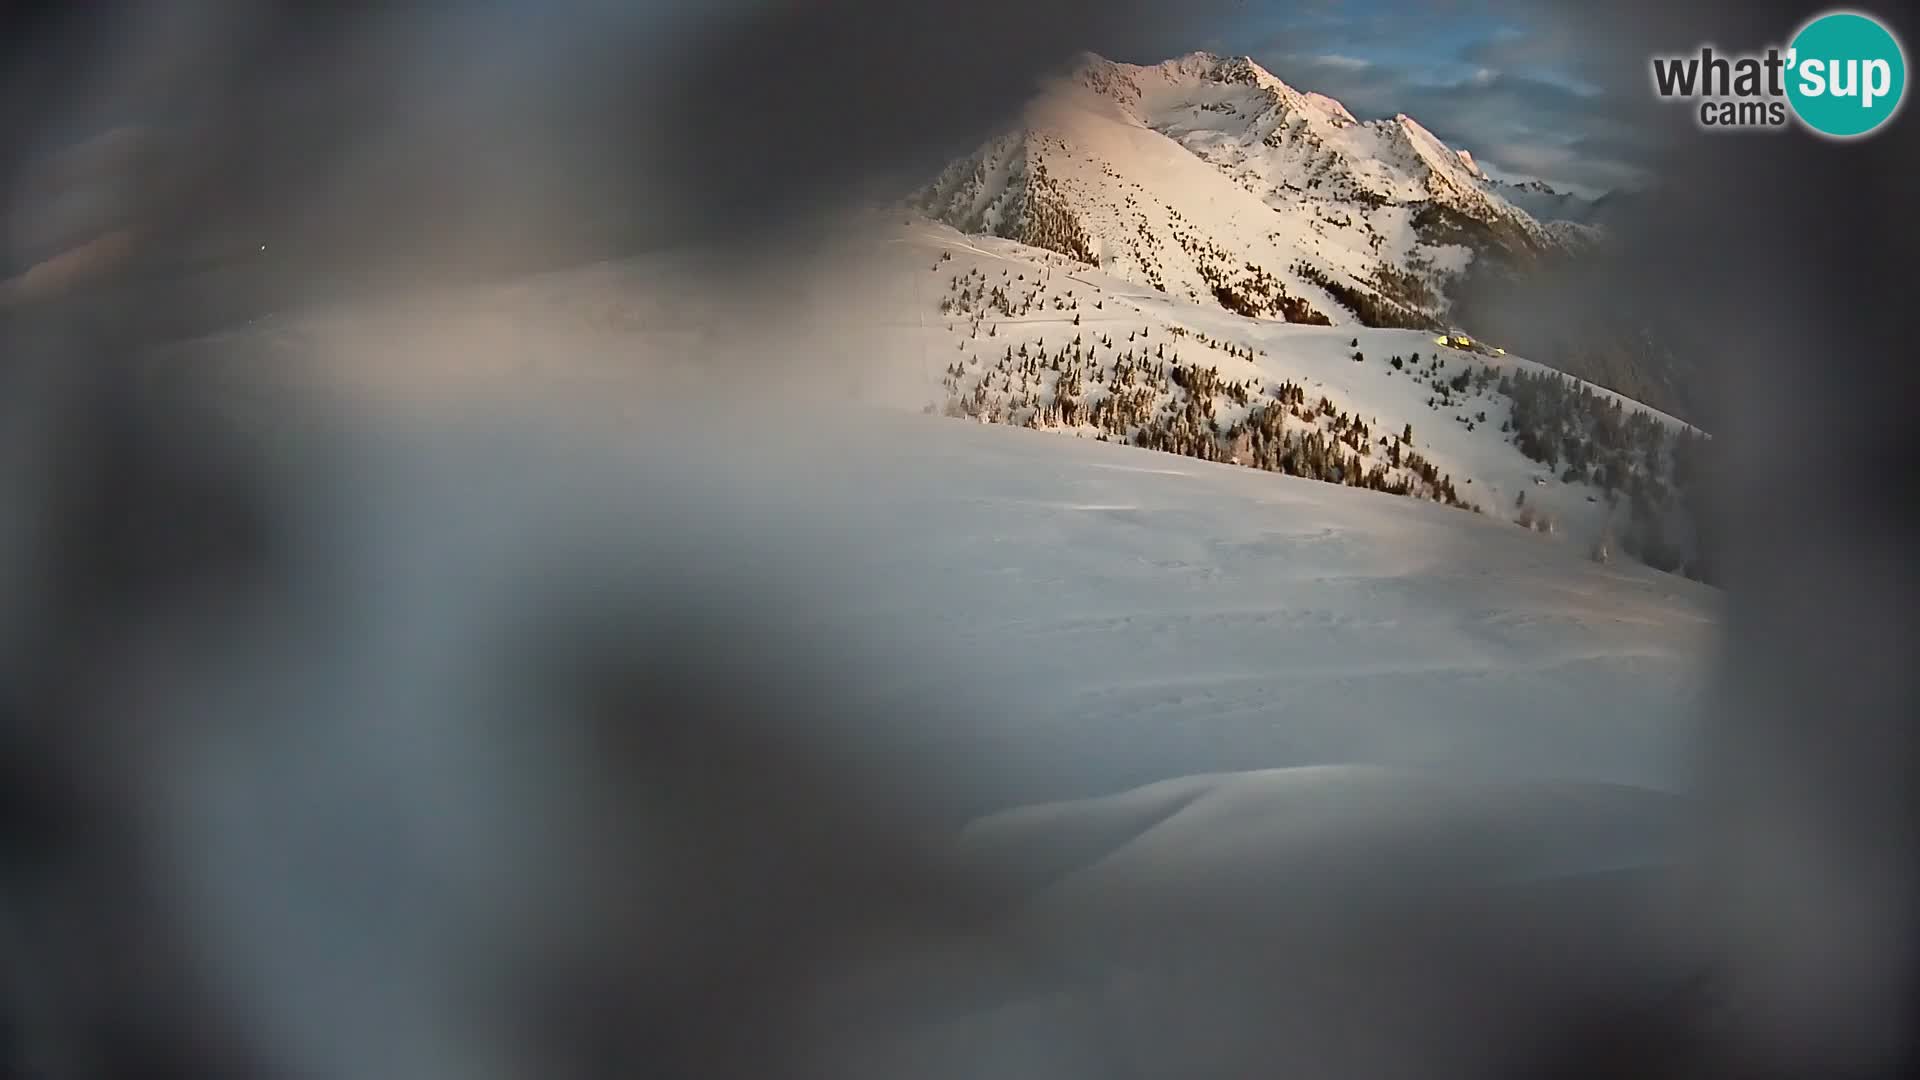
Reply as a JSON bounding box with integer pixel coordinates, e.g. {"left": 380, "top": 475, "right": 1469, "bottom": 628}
{"left": 1161, "top": 0, "right": 1655, "bottom": 196}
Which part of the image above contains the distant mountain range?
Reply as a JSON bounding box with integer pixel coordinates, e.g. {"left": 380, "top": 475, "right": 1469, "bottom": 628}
{"left": 1484, "top": 178, "right": 1601, "bottom": 224}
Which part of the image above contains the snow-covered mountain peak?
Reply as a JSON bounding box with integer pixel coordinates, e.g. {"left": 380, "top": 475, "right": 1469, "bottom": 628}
{"left": 1066, "top": 51, "right": 1144, "bottom": 106}
{"left": 1364, "top": 113, "right": 1507, "bottom": 210}
{"left": 1147, "top": 51, "right": 1288, "bottom": 89}
{"left": 916, "top": 49, "right": 1600, "bottom": 344}
{"left": 1065, "top": 51, "right": 1362, "bottom": 127}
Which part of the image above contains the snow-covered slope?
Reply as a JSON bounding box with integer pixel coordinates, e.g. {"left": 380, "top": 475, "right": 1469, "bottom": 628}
{"left": 902, "top": 764, "right": 1696, "bottom": 1076}
{"left": 914, "top": 52, "right": 1579, "bottom": 332}
{"left": 163, "top": 310, "right": 1719, "bottom": 807}
{"left": 115, "top": 321, "right": 1721, "bottom": 1075}
{"left": 893, "top": 218, "right": 1708, "bottom": 569}
{"left": 142, "top": 234, "right": 1720, "bottom": 1076}
{"left": 181, "top": 216, "right": 1711, "bottom": 578}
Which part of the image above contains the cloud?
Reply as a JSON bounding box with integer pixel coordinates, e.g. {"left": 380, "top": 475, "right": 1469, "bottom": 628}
{"left": 1457, "top": 20, "right": 1651, "bottom": 97}
{"left": 1412, "top": 77, "right": 1657, "bottom": 192}
{"left": 1255, "top": 26, "right": 1658, "bottom": 194}
{"left": 1467, "top": 138, "right": 1648, "bottom": 195}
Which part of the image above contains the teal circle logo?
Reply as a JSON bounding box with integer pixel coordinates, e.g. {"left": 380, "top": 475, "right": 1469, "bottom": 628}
{"left": 1786, "top": 11, "right": 1907, "bottom": 137}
